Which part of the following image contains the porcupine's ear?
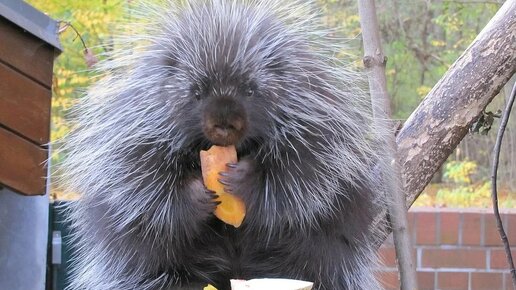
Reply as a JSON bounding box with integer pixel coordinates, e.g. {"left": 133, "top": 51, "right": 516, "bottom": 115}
{"left": 146, "top": 41, "right": 179, "bottom": 75}
{"left": 161, "top": 51, "right": 179, "bottom": 75}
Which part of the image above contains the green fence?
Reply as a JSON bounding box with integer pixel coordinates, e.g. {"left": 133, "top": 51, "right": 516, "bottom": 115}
{"left": 48, "top": 201, "right": 73, "bottom": 290}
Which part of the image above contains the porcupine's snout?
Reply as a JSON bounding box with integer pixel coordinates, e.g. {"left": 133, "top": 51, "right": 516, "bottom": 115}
{"left": 202, "top": 96, "right": 248, "bottom": 146}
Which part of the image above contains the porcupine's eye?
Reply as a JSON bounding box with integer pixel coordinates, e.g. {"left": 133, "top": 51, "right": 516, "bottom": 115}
{"left": 246, "top": 88, "right": 254, "bottom": 98}
{"left": 190, "top": 84, "right": 202, "bottom": 101}
{"left": 244, "top": 83, "right": 257, "bottom": 98}
{"left": 194, "top": 90, "right": 201, "bottom": 101}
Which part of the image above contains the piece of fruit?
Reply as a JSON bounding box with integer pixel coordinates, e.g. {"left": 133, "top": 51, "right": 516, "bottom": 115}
{"left": 204, "top": 284, "right": 218, "bottom": 290}
{"left": 200, "top": 145, "right": 246, "bottom": 227}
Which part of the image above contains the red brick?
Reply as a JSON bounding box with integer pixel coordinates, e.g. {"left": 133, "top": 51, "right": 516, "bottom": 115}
{"left": 416, "top": 212, "right": 437, "bottom": 245}
{"left": 485, "top": 213, "right": 506, "bottom": 246}
{"left": 462, "top": 212, "right": 482, "bottom": 246}
{"left": 421, "top": 248, "right": 486, "bottom": 269}
{"left": 491, "top": 248, "right": 516, "bottom": 270}
{"left": 471, "top": 272, "right": 503, "bottom": 290}
{"left": 378, "top": 246, "right": 397, "bottom": 268}
{"left": 377, "top": 271, "right": 399, "bottom": 290}
{"left": 437, "top": 272, "right": 468, "bottom": 290}
{"left": 504, "top": 273, "right": 515, "bottom": 290}
{"left": 506, "top": 213, "right": 516, "bottom": 246}
{"left": 417, "top": 271, "right": 435, "bottom": 290}
{"left": 440, "top": 212, "right": 460, "bottom": 244}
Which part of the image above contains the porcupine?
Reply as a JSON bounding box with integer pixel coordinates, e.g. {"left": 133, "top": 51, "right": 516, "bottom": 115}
{"left": 59, "top": 0, "right": 391, "bottom": 289}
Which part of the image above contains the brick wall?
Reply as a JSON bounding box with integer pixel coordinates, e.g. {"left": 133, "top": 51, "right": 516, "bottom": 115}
{"left": 378, "top": 208, "right": 516, "bottom": 290}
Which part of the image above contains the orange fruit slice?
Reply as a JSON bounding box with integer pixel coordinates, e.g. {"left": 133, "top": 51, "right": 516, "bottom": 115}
{"left": 200, "top": 145, "right": 246, "bottom": 227}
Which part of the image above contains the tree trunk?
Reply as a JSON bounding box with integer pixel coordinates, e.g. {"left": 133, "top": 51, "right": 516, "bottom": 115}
{"left": 357, "top": 0, "right": 419, "bottom": 289}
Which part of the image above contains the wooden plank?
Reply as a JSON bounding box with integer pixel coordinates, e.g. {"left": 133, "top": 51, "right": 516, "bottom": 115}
{"left": 0, "top": 17, "right": 55, "bottom": 87}
{"left": 0, "top": 62, "right": 51, "bottom": 144}
{"left": 0, "top": 127, "right": 47, "bottom": 196}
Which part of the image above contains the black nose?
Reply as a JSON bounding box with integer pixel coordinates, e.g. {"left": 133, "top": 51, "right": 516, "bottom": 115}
{"left": 214, "top": 122, "right": 242, "bottom": 131}
{"left": 202, "top": 97, "right": 248, "bottom": 145}
{"left": 205, "top": 97, "right": 246, "bottom": 125}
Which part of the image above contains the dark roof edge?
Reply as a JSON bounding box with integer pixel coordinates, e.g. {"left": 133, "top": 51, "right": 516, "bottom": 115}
{"left": 0, "top": 0, "right": 62, "bottom": 52}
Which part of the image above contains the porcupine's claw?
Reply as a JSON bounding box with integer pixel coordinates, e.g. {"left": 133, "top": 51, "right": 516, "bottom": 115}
{"left": 205, "top": 188, "right": 222, "bottom": 206}
{"left": 226, "top": 163, "right": 238, "bottom": 168}
{"left": 217, "top": 174, "right": 234, "bottom": 193}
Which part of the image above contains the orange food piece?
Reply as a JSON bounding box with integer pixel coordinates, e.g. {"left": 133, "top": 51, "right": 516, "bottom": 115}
{"left": 200, "top": 145, "right": 246, "bottom": 227}
{"left": 203, "top": 284, "right": 218, "bottom": 290}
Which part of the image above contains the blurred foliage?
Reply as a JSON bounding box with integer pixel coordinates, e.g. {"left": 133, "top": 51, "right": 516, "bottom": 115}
{"left": 415, "top": 160, "right": 515, "bottom": 208}
{"left": 438, "top": 160, "right": 491, "bottom": 207}
{"left": 435, "top": 182, "right": 492, "bottom": 208}
{"left": 415, "top": 182, "right": 516, "bottom": 208}
{"left": 443, "top": 160, "right": 478, "bottom": 185}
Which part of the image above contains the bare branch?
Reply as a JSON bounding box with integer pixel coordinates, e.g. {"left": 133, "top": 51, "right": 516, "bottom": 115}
{"left": 491, "top": 82, "right": 516, "bottom": 288}
{"left": 358, "top": 0, "right": 418, "bottom": 288}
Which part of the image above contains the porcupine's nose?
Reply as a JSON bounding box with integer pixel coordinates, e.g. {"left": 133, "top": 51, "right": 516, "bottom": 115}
{"left": 202, "top": 97, "right": 248, "bottom": 146}
{"left": 213, "top": 121, "right": 243, "bottom": 134}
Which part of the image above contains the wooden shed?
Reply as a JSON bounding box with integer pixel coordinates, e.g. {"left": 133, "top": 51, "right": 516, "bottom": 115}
{"left": 0, "top": 0, "right": 62, "bottom": 196}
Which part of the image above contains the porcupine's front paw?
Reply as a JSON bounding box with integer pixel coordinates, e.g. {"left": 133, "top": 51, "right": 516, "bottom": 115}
{"left": 218, "top": 157, "right": 258, "bottom": 202}
{"left": 187, "top": 178, "right": 220, "bottom": 219}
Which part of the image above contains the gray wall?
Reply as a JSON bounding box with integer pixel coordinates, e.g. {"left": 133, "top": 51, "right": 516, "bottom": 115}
{"left": 0, "top": 188, "right": 49, "bottom": 290}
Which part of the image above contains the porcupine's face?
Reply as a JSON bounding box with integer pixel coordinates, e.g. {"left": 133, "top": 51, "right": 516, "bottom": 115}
{"left": 159, "top": 4, "right": 293, "bottom": 150}
{"left": 185, "top": 34, "right": 284, "bottom": 148}
{"left": 194, "top": 74, "right": 259, "bottom": 147}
